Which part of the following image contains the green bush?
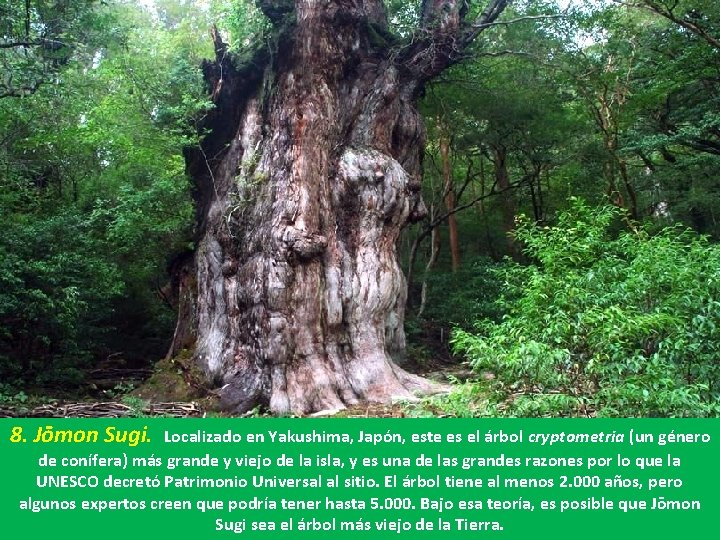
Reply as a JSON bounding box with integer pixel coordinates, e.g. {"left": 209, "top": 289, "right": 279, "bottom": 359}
{"left": 451, "top": 201, "right": 720, "bottom": 417}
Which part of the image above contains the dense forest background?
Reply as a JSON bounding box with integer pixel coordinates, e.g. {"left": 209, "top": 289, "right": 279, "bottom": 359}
{"left": 1, "top": 0, "right": 718, "bottom": 417}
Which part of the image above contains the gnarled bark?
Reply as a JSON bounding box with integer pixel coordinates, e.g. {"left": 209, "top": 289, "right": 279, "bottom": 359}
{"left": 170, "top": 0, "right": 509, "bottom": 415}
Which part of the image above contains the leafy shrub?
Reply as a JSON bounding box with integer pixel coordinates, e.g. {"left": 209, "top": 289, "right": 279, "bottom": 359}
{"left": 451, "top": 201, "right": 720, "bottom": 417}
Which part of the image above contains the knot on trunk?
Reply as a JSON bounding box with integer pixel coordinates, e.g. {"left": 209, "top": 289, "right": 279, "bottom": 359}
{"left": 221, "top": 259, "right": 238, "bottom": 277}
{"left": 337, "top": 147, "right": 427, "bottom": 225}
{"left": 280, "top": 226, "right": 328, "bottom": 259}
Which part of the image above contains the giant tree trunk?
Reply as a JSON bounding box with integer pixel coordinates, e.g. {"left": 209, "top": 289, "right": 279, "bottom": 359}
{"left": 169, "top": 0, "right": 509, "bottom": 415}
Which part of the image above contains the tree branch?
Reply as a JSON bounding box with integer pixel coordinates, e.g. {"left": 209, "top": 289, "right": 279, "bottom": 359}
{"left": 461, "top": 0, "right": 522, "bottom": 46}
{"left": 401, "top": 0, "right": 512, "bottom": 80}
{"left": 0, "top": 38, "right": 66, "bottom": 50}
{"left": 415, "top": 172, "right": 530, "bottom": 249}
{"left": 470, "top": 13, "right": 566, "bottom": 31}
{"left": 402, "top": 2, "right": 566, "bottom": 82}
{"left": 0, "top": 40, "right": 41, "bottom": 49}
{"left": 0, "top": 80, "right": 45, "bottom": 99}
{"left": 615, "top": 0, "right": 720, "bottom": 50}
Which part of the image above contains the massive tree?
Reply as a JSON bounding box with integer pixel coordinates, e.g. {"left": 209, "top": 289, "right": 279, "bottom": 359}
{"left": 170, "top": 0, "right": 510, "bottom": 415}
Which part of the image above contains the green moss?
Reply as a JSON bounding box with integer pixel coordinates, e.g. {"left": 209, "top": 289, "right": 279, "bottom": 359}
{"left": 131, "top": 349, "right": 216, "bottom": 408}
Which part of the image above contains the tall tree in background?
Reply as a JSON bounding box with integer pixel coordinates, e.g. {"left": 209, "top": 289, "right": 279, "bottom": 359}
{"left": 0, "top": 0, "right": 98, "bottom": 98}
{"left": 170, "top": 0, "right": 513, "bottom": 414}
{"left": 578, "top": 1, "right": 720, "bottom": 233}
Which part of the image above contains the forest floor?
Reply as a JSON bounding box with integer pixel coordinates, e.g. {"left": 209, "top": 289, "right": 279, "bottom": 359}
{"left": 0, "top": 351, "right": 477, "bottom": 419}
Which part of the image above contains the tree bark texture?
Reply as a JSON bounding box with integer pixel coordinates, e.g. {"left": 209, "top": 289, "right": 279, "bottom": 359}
{"left": 171, "top": 0, "right": 509, "bottom": 415}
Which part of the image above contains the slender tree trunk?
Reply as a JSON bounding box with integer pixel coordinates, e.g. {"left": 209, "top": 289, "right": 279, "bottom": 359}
{"left": 618, "top": 158, "right": 638, "bottom": 220}
{"left": 491, "top": 145, "right": 517, "bottom": 256}
{"left": 528, "top": 161, "right": 544, "bottom": 223}
{"left": 440, "top": 134, "right": 460, "bottom": 271}
{"left": 475, "top": 155, "right": 497, "bottom": 258}
{"left": 417, "top": 228, "right": 441, "bottom": 318}
{"left": 169, "top": 0, "right": 509, "bottom": 415}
